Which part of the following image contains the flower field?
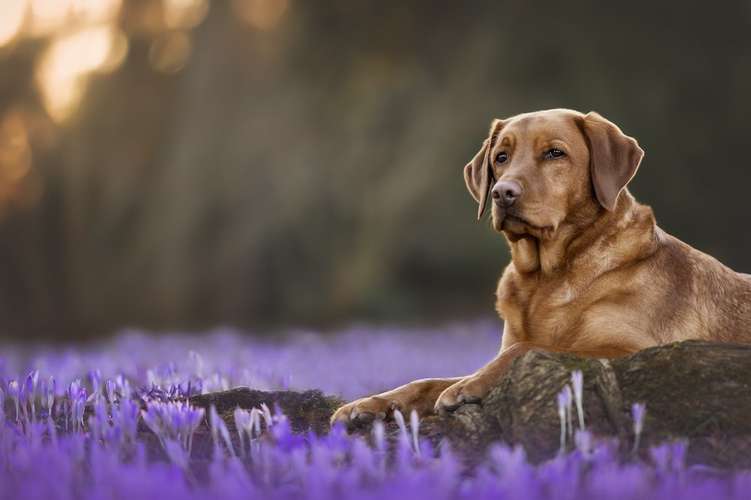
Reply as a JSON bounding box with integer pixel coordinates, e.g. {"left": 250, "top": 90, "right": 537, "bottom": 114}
{"left": 0, "top": 322, "right": 749, "bottom": 499}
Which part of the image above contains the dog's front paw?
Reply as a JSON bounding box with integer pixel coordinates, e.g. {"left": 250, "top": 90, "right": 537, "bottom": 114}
{"left": 330, "top": 396, "right": 400, "bottom": 428}
{"left": 434, "top": 375, "right": 489, "bottom": 414}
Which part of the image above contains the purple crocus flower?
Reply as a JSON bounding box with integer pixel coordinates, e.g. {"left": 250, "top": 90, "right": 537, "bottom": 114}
{"left": 632, "top": 402, "right": 647, "bottom": 454}
{"left": 650, "top": 440, "right": 687, "bottom": 473}
{"left": 372, "top": 420, "right": 386, "bottom": 454}
{"left": 71, "top": 389, "right": 87, "bottom": 431}
{"left": 142, "top": 401, "right": 204, "bottom": 456}
{"left": 271, "top": 413, "right": 305, "bottom": 452}
{"left": 105, "top": 379, "right": 117, "bottom": 403}
{"left": 47, "top": 376, "right": 56, "bottom": 415}
{"left": 557, "top": 385, "right": 572, "bottom": 452}
{"left": 234, "top": 408, "right": 252, "bottom": 458}
{"left": 574, "top": 429, "right": 593, "bottom": 457}
{"left": 571, "top": 370, "right": 585, "bottom": 430}
{"left": 163, "top": 439, "right": 190, "bottom": 470}
{"left": 89, "top": 370, "right": 102, "bottom": 400}
{"left": 409, "top": 409, "right": 421, "bottom": 456}
{"left": 7, "top": 379, "right": 20, "bottom": 422}
{"left": 0, "top": 325, "right": 747, "bottom": 499}
{"left": 209, "top": 404, "right": 235, "bottom": 458}
{"left": 112, "top": 398, "right": 140, "bottom": 444}
{"left": 115, "top": 375, "right": 132, "bottom": 399}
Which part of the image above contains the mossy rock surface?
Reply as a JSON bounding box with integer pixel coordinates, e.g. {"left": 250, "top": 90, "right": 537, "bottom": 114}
{"left": 182, "top": 341, "right": 751, "bottom": 467}
{"left": 189, "top": 388, "right": 343, "bottom": 435}
{"left": 424, "top": 341, "right": 751, "bottom": 467}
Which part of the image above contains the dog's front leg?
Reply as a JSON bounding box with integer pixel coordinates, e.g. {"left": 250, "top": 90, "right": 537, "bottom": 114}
{"left": 434, "top": 339, "right": 635, "bottom": 413}
{"left": 331, "top": 377, "right": 463, "bottom": 428}
{"left": 434, "top": 342, "right": 533, "bottom": 413}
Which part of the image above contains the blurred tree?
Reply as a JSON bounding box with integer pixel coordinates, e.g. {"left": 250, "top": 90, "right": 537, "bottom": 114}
{"left": 0, "top": 0, "right": 750, "bottom": 339}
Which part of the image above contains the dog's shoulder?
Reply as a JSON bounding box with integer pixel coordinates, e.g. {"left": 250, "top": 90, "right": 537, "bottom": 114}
{"left": 647, "top": 227, "right": 751, "bottom": 341}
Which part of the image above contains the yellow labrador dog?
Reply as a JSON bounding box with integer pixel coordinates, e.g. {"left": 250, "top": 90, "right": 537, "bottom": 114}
{"left": 332, "top": 108, "right": 751, "bottom": 426}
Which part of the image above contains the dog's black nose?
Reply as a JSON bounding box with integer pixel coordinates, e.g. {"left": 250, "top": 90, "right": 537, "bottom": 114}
{"left": 492, "top": 180, "right": 522, "bottom": 207}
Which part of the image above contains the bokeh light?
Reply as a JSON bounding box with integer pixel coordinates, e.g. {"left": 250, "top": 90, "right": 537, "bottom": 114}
{"left": 232, "top": 0, "right": 289, "bottom": 31}
{"left": 70, "top": 0, "right": 121, "bottom": 25}
{"left": 149, "top": 31, "right": 191, "bottom": 74}
{"left": 162, "top": 0, "right": 209, "bottom": 30}
{"left": 35, "top": 26, "right": 127, "bottom": 122}
{"left": 2, "top": 0, "right": 216, "bottom": 122}
{"left": 0, "top": 110, "right": 33, "bottom": 214}
{"left": 0, "top": 0, "right": 27, "bottom": 48}
{"left": 0, "top": 111, "right": 31, "bottom": 182}
{"left": 28, "top": 0, "right": 72, "bottom": 37}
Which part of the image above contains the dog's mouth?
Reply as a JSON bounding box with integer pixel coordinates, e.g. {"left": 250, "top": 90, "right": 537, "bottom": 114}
{"left": 503, "top": 214, "right": 533, "bottom": 228}
{"left": 496, "top": 211, "right": 552, "bottom": 240}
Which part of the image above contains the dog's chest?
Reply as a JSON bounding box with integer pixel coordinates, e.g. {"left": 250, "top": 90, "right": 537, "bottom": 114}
{"left": 496, "top": 268, "right": 660, "bottom": 351}
{"left": 497, "top": 274, "right": 601, "bottom": 345}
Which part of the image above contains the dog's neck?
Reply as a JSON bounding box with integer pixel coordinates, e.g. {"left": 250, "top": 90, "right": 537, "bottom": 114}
{"left": 506, "top": 190, "right": 658, "bottom": 277}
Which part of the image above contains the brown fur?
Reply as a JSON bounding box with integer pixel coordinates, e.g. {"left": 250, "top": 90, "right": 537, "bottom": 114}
{"left": 332, "top": 108, "right": 751, "bottom": 424}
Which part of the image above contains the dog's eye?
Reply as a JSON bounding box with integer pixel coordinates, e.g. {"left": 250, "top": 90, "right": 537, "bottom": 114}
{"left": 544, "top": 148, "right": 566, "bottom": 160}
{"left": 495, "top": 152, "right": 508, "bottom": 164}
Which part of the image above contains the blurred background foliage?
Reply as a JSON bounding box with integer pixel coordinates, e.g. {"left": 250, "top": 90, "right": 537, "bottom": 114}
{"left": 0, "top": 0, "right": 750, "bottom": 340}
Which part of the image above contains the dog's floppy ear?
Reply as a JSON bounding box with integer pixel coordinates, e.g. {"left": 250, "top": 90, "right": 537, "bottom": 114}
{"left": 463, "top": 119, "right": 503, "bottom": 220}
{"left": 580, "top": 112, "right": 644, "bottom": 211}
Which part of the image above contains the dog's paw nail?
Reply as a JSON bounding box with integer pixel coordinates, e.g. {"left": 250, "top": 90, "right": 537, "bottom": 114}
{"left": 457, "top": 391, "right": 482, "bottom": 405}
{"left": 438, "top": 404, "right": 454, "bottom": 417}
{"left": 353, "top": 411, "right": 375, "bottom": 425}
{"left": 330, "top": 408, "right": 349, "bottom": 425}
{"left": 435, "top": 397, "right": 460, "bottom": 415}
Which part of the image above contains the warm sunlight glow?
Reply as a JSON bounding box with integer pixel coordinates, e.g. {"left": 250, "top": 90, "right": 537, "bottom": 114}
{"left": 0, "top": 110, "right": 33, "bottom": 212}
{"left": 29, "top": 0, "right": 72, "bottom": 36}
{"left": 149, "top": 31, "right": 191, "bottom": 74}
{"left": 0, "top": 111, "right": 31, "bottom": 183}
{"left": 0, "top": 0, "right": 28, "bottom": 48}
{"left": 232, "top": 0, "right": 289, "bottom": 31}
{"left": 163, "top": 0, "right": 209, "bottom": 30}
{"left": 70, "top": 0, "right": 122, "bottom": 25}
{"left": 99, "top": 28, "right": 129, "bottom": 73}
{"left": 36, "top": 26, "right": 122, "bottom": 122}
{"left": 37, "top": 69, "right": 87, "bottom": 124}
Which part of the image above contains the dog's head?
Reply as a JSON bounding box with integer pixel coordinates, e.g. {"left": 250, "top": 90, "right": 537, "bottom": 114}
{"left": 464, "top": 109, "right": 644, "bottom": 240}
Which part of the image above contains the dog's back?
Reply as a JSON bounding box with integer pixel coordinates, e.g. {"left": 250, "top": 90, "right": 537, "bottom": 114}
{"left": 664, "top": 232, "right": 751, "bottom": 343}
